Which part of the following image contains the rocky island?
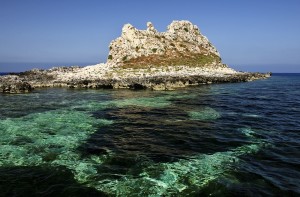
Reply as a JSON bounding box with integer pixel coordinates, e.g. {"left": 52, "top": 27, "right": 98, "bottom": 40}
{"left": 0, "top": 20, "right": 270, "bottom": 93}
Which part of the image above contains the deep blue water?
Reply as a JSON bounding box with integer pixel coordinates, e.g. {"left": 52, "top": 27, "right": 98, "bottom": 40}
{"left": 0, "top": 62, "right": 98, "bottom": 73}
{"left": 0, "top": 72, "right": 8, "bottom": 76}
{"left": 0, "top": 73, "right": 299, "bottom": 196}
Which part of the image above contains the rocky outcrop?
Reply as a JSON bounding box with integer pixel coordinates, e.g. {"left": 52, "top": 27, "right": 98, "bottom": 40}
{"left": 108, "top": 21, "right": 222, "bottom": 68}
{"left": 59, "top": 72, "right": 272, "bottom": 91}
{"left": 0, "top": 20, "right": 271, "bottom": 93}
{"left": 0, "top": 75, "right": 32, "bottom": 93}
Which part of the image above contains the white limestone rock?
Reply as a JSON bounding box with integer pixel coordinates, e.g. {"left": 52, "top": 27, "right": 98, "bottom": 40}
{"left": 107, "top": 20, "right": 220, "bottom": 66}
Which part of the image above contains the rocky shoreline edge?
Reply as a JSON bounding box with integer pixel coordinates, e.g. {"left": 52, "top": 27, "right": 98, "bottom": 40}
{"left": 64, "top": 72, "right": 271, "bottom": 90}
{"left": 0, "top": 20, "right": 272, "bottom": 93}
{"left": 0, "top": 67, "right": 271, "bottom": 93}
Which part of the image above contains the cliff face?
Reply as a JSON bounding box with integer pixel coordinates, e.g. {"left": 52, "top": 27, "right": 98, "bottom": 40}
{"left": 107, "top": 20, "right": 223, "bottom": 68}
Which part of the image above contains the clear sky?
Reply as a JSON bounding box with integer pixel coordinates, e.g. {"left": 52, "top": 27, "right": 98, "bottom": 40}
{"left": 0, "top": 0, "right": 300, "bottom": 72}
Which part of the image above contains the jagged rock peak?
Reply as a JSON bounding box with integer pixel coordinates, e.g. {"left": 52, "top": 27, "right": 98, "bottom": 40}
{"left": 167, "top": 20, "right": 199, "bottom": 34}
{"left": 122, "top": 24, "right": 135, "bottom": 34}
{"left": 146, "top": 22, "right": 157, "bottom": 32}
{"left": 108, "top": 20, "right": 221, "bottom": 67}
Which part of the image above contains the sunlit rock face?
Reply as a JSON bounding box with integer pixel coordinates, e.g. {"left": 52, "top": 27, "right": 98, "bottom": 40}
{"left": 107, "top": 20, "right": 222, "bottom": 68}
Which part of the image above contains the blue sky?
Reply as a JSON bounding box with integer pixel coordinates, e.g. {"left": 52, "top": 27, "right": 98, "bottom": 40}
{"left": 0, "top": 0, "right": 299, "bottom": 72}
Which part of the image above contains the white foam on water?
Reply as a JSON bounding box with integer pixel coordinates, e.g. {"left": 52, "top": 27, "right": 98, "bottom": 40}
{"left": 243, "top": 114, "right": 262, "bottom": 118}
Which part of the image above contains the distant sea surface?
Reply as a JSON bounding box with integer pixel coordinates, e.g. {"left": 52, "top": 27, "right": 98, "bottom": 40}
{"left": 0, "top": 72, "right": 9, "bottom": 76}
{"left": 0, "top": 62, "right": 98, "bottom": 73}
{"left": 0, "top": 73, "right": 299, "bottom": 196}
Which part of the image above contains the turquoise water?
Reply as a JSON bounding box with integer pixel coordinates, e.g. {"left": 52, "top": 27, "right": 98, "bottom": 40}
{"left": 0, "top": 74, "right": 299, "bottom": 196}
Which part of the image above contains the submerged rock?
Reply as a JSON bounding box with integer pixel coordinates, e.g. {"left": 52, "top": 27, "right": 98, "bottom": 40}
{"left": 189, "top": 107, "right": 221, "bottom": 120}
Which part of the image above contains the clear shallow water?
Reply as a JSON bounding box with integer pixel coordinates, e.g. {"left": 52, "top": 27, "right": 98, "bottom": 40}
{"left": 0, "top": 74, "right": 299, "bottom": 196}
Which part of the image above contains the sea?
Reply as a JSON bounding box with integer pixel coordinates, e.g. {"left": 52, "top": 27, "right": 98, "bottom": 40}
{"left": 0, "top": 73, "right": 299, "bottom": 196}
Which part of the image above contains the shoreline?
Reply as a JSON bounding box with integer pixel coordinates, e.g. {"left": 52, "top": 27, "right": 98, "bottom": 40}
{"left": 0, "top": 63, "right": 271, "bottom": 93}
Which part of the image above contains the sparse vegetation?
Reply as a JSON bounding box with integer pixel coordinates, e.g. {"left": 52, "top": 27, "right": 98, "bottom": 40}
{"left": 152, "top": 48, "right": 157, "bottom": 53}
{"left": 121, "top": 49, "right": 221, "bottom": 69}
{"left": 184, "top": 27, "right": 189, "bottom": 32}
{"left": 108, "top": 55, "right": 113, "bottom": 60}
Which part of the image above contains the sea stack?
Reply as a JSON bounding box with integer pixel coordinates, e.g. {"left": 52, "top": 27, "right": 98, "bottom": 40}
{"left": 107, "top": 20, "right": 221, "bottom": 68}
{"left": 0, "top": 20, "right": 271, "bottom": 93}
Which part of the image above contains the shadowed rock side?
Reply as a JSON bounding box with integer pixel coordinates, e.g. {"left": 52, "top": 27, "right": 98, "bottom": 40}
{"left": 66, "top": 72, "right": 271, "bottom": 91}
{"left": 0, "top": 20, "right": 271, "bottom": 93}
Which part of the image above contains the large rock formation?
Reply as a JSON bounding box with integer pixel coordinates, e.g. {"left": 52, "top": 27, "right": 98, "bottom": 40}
{"left": 0, "top": 75, "right": 32, "bottom": 93}
{"left": 107, "top": 20, "right": 223, "bottom": 68}
{"left": 0, "top": 20, "right": 271, "bottom": 93}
